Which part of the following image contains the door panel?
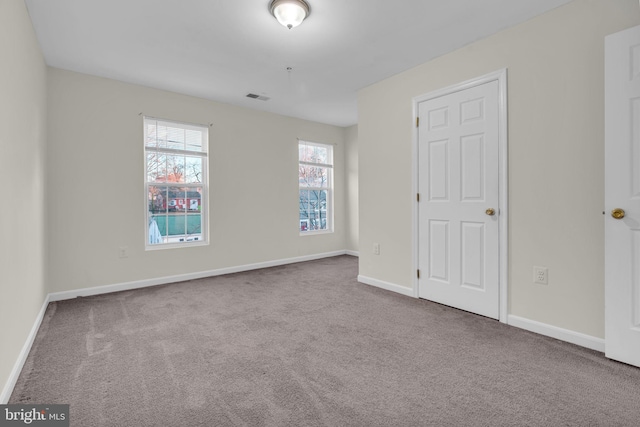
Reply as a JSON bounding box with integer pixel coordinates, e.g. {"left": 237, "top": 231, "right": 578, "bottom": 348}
{"left": 429, "top": 220, "right": 450, "bottom": 283}
{"left": 428, "top": 140, "right": 450, "bottom": 201}
{"left": 605, "top": 25, "right": 640, "bottom": 367}
{"left": 418, "top": 80, "right": 500, "bottom": 319}
{"left": 461, "top": 134, "right": 485, "bottom": 200}
{"left": 461, "top": 221, "right": 485, "bottom": 290}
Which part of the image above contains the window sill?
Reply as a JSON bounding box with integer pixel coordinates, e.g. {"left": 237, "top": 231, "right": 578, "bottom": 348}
{"left": 145, "top": 240, "right": 209, "bottom": 251}
{"left": 299, "top": 230, "right": 334, "bottom": 237}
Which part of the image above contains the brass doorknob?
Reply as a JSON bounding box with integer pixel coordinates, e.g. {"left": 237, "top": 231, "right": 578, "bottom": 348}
{"left": 611, "top": 208, "right": 625, "bottom": 219}
{"left": 486, "top": 208, "right": 496, "bottom": 216}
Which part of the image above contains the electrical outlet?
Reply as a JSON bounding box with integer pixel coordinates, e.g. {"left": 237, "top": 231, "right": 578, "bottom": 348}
{"left": 119, "top": 246, "right": 129, "bottom": 259}
{"left": 373, "top": 243, "right": 380, "bottom": 255}
{"left": 533, "top": 266, "right": 548, "bottom": 285}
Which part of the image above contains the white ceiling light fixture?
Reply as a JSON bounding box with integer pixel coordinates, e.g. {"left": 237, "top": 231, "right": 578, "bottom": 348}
{"left": 269, "top": 0, "right": 310, "bottom": 30}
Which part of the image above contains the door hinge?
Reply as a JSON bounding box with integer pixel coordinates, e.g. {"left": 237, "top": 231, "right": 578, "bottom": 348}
{"left": 417, "top": 269, "right": 421, "bottom": 279}
{"left": 416, "top": 117, "right": 420, "bottom": 127}
{"left": 417, "top": 193, "right": 420, "bottom": 202}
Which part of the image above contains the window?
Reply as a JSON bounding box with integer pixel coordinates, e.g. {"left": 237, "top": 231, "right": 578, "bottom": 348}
{"left": 298, "top": 140, "right": 333, "bottom": 234}
{"left": 144, "top": 117, "right": 208, "bottom": 248}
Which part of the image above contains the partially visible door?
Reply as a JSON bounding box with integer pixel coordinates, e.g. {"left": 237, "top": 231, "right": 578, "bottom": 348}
{"left": 605, "top": 25, "right": 640, "bottom": 368}
{"left": 418, "top": 80, "right": 500, "bottom": 319}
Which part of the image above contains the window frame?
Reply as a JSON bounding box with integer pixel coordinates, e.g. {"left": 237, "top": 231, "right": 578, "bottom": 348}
{"left": 298, "top": 140, "right": 334, "bottom": 235}
{"left": 144, "top": 116, "right": 209, "bottom": 250}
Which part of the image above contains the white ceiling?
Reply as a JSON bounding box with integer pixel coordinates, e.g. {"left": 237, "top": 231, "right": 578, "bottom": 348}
{"left": 25, "top": 0, "right": 572, "bottom": 127}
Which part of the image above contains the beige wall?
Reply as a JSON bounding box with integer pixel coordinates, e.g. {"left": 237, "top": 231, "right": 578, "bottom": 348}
{"left": 0, "top": 0, "right": 48, "bottom": 399}
{"left": 344, "top": 125, "right": 359, "bottom": 253}
{"left": 46, "top": 69, "right": 348, "bottom": 293}
{"left": 358, "top": 0, "right": 640, "bottom": 338}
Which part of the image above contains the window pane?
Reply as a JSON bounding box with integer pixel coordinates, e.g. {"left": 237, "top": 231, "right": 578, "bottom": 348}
{"left": 147, "top": 152, "right": 160, "bottom": 182}
{"left": 149, "top": 215, "right": 167, "bottom": 244}
{"left": 299, "top": 143, "right": 329, "bottom": 164}
{"left": 166, "top": 155, "right": 185, "bottom": 183}
{"left": 166, "top": 126, "right": 185, "bottom": 150}
{"left": 167, "top": 188, "right": 187, "bottom": 213}
{"left": 186, "top": 213, "right": 202, "bottom": 239}
{"left": 148, "top": 185, "right": 168, "bottom": 245}
{"left": 299, "top": 190, "right": 310, "bottom": 232}
{"left": 315, "top": 190, "right": 328, "bottom": 230}
{"left": 150, "top": 152, "right": 167, "bottom": 183}
{"left": 185, "top": 156, "right": 203, "bottom": 183}
{"left": 186, "top": 189, "right": 202, "bottom": 211}
{"left": 146, "top": 121, "right": 159, "bottom": 148}
{"left": 168, "top": 214, "right": 187, "bottom": 237}
{"left": 156, "top": 124, "right": 169, "bottom": 149}
{"left": 299, "top": 190, "right": 328, "bottom": 231}
{"left": 299, "top": 165, "right": 328, "bottom": 188}
{"left": 162, "top": 214, "right": 202, "bottom": 243}
{"left": 186, "top": 129, "right": 204, "bottom": 152}
{"left": 149, "top": 186, "right": 168, "bottom": 214}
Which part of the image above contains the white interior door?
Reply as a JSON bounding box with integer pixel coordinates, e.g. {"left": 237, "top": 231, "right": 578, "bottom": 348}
{"left": 605, "top": 24, "right": 640, "bottom": 368}
{"left": 418, "top": 80, "right": 500, "bottom": 319}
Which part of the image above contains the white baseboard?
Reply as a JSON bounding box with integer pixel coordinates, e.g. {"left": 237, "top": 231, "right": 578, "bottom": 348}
{"left": 0, "top": 294, "right": 50, "bottom": 404}
{"left": 508, "top": 315, "right": 605, "bottom": 352}
{"left": 49, "top": 250, "right": 350, "bottom": 302}
{"left": 345, "top": 250, "right": 359, "bottom": 257}
{"left": 357, "top": 275, "right": 415, "bottom": 297}
{"left": 355, "top": 277, "right": 605, "bottom": 353}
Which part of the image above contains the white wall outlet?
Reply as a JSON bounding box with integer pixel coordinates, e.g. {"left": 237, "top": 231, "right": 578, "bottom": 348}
{"left": 533, "top": 266, "right": 548, "bottom": 285}
{"left": 118, "top": 246, "right": 129, "bottom": 259}
{"left": 373, "top": 243, "right": 380, "bottom": 255}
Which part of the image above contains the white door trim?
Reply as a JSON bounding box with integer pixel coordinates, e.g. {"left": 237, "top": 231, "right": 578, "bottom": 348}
{"left": 412, "top": 69, "right": 509, "bottom": 323}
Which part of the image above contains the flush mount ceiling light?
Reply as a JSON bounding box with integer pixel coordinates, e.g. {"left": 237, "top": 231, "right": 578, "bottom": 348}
{"left": 269, "top": 0, "right": 310, "bottom": 30}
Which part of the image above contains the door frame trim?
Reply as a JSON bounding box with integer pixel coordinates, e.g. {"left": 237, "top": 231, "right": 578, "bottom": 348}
{"left": 411, "top": 69, "right": 509, "bottom": 323}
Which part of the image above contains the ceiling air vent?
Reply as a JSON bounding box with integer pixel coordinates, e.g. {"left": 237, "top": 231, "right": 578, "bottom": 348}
{"left": 246, "top": 93, "right": 270, "bottom": 101}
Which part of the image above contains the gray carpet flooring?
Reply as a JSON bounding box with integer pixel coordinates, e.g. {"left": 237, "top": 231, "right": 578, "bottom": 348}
{"left": 10, "top": 255, "right": 640, "bottom": 426}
